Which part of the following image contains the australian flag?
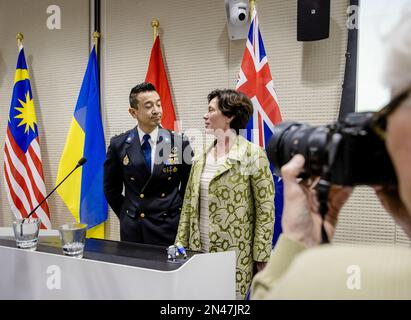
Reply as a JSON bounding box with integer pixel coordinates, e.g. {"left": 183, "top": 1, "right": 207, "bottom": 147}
{"left": 236, "top": 8, "right": 283, "bottom": 247}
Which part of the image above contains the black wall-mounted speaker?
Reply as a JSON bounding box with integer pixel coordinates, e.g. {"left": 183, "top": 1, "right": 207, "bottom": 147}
{"left": 297, "top": 0, "right": 330, "bottom": 41}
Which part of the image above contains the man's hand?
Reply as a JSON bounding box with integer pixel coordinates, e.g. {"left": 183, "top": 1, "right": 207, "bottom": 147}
{"left": 281, "top": 155, "right": 352, "bottom": 247}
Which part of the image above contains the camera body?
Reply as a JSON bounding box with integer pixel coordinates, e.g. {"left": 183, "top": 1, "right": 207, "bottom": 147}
{"left": 267, "top": 112, "right": 397, "bottom": 186}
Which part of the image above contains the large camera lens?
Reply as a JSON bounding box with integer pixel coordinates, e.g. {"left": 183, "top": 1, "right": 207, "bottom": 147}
{"left": 267, "top": 122, "right": 330, "bottom": 177}
{"left": 238, "top": 12, "right": 246, "bottom": 21}
{"left": 267, "top": 113, "right": 397, "bottom": 185}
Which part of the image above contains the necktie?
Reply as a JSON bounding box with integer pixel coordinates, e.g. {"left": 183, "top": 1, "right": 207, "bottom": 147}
{"left": 142, "top": 134, "right": 152, "bottom": 172}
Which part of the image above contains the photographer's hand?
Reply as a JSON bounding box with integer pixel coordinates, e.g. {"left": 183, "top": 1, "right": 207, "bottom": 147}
{"left": 281, "top": 155, "right": 352, "bottom": 247}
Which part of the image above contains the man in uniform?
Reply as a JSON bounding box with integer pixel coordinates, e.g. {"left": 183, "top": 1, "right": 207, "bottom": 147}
{"left": 104, "top": 82, "right": 193, "bottom": 245}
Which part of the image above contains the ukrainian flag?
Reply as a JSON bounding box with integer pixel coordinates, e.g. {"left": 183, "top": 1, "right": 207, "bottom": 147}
{"left": 56, "top": 46, "right": 107, "bottom": 238}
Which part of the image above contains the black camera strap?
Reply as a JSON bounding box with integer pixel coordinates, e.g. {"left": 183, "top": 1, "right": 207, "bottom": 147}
{"left": 321, "top": 223, "right": 329, "bottom": 244}
{"left": 317, "top": 179, "right": 331, "bottom": 244}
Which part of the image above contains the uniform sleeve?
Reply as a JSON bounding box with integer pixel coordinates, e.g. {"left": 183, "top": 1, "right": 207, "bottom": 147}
{"left": 179, "top": 135, "right": 193, "bottom": 197}
{"left": 103, "top": 138, "right": 125, "bottom": 217}
{"left": 250, "top": 147, "right": 275, "bottom": 262}
{"left": 251, "top": 235, "right": 306, "bottom": 299}
{"left": 175, "top": 162, "right": 195, "bottom": 248}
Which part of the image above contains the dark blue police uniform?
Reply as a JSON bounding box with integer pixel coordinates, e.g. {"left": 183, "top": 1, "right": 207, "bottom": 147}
{"left": 103, "top": 126, "right": 193, "bottom": 245}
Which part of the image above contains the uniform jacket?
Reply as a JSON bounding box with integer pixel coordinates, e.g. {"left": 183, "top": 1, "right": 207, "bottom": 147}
{"left": 175, "top": 135, "right": 274, "bottom": 299}
{"left": 104, "top": 126, "right": 192, "bottom": 245}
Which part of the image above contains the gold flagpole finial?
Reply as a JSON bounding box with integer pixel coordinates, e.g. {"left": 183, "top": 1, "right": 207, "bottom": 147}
{"left": 16, "top": 33, "right": 24, "bottom": 48}
{"left": 93, "top": 31, "right": 101, "bottom": 55}
{"left": 93, "top": 31, "right": 100, "bottom": 45}
{"left": 151, "top": 19, "right": 159, "bottom": 43}
{"left": 250, "top": 0, "right": 255, "bottom": 17}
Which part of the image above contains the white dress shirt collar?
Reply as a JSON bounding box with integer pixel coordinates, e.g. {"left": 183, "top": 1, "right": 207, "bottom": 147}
{"left": 138, "top": 126, "right": 159, "bottom": 146}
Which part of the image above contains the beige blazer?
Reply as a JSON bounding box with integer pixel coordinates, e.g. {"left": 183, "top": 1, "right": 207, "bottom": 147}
{"left": 252, "top": 235, "right": 411, "bottom": 299}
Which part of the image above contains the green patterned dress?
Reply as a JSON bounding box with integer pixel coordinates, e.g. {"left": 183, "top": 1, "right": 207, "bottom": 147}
{"left": 175, "top": 135, "right": 275, "bottom": 299}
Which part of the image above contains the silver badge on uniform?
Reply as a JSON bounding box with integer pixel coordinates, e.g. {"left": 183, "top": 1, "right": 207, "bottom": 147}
{"left": 168, "top": 147, "right": 179, "bottom": 164}
{"left": 123, "top": 155, "right": 130, "bottom": 166}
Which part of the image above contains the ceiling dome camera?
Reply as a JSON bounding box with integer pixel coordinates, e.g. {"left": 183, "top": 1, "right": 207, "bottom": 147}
{"left": 229, "top": 2, "right": 249, "bottom": 26}
{"left": 225, "top": 0, "right": 251, "bottom": 40}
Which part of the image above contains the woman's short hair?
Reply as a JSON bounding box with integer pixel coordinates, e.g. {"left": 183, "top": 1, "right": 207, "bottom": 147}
{"left": 207, "top": 89, "right": 253, "bottom": 133}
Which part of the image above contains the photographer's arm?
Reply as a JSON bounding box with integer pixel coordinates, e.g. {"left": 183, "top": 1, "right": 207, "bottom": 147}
{"left": 251, "top": 235, "right": 306, "bottom": 299}
{"left": 251, "top": 155, "right": 352, "bottom": 299}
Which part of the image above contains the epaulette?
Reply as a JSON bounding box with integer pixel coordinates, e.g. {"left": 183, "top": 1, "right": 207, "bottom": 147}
{"left": 111, "top": 130, "right": 132, "bottom": 144}
{"left": 125, "top": 131, "right": 136, "bottom": 144}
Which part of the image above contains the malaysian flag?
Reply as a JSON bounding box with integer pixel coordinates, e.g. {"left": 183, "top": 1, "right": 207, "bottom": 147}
{"left": 3, "top": 46, "right": 51, "bottom": 229}
{"left": 236, "top": 8, "right": 283, "bottom": 246}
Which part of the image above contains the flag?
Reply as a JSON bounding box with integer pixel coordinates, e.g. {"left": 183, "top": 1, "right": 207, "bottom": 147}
{"left": 3, "top": 46, "right": 51, "bottom": 229}
{"left": 56, "top": 46, "right": 107, "bottom": 239}
{"left": 236, "top": 9, "right": 283, "bottom": 247}
{"left": 145, "top": 35, "right": 177, "bottom": 130}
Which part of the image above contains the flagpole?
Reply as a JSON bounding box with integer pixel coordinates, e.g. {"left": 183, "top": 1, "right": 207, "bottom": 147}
{"left": 151, "top": 18, "right": 159, "bottom": 42}
{"left": 15, "top": 32, "right": 25, "bottom": 234}
{"left": 93, "top": 31, "right": 100, "bottom": 55}
{"left": 250, "top": 0, "right": 255, "bottom": 16}
{"left": 16, "top": 33, "right": 24, "bottom": 50}
{"left": 90, "top": 30, "right": 106, "bottom": 238}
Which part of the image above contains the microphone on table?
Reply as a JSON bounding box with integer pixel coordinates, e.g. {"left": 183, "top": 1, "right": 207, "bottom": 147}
{"left": 24, "top": 157, "right": 87, "bottom": 221}
{"left": 167, "top": 242, "right": 188, "bottom": 261}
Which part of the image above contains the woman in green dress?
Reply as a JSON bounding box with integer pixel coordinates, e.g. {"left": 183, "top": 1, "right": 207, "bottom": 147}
{"left": 175, "top": 89, "right": 275, "bottom": 299}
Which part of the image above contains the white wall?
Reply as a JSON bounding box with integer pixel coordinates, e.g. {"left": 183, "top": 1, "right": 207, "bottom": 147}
{"left": 0, "top": 0, "right": 90, "bottom": 229}
{"left": 357, "top": 0, "right": 411, "bottom": 112}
